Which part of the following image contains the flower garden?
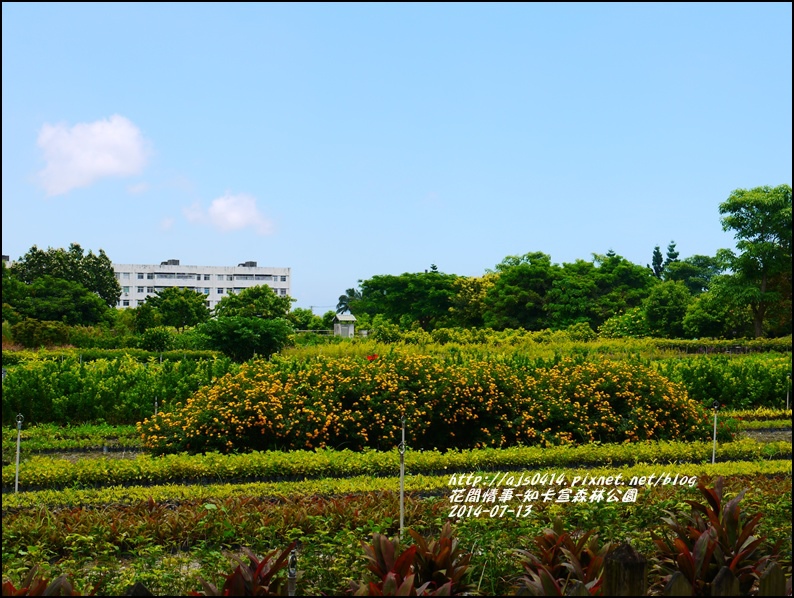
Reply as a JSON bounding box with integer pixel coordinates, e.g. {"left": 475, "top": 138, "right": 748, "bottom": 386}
{"left": 1, "top": 338, "right": 792, "bottom": 595}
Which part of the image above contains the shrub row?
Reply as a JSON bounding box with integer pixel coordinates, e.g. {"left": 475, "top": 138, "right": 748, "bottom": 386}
{"left": 1, "top": 356, "right": 237, "bottom": 426}
{"left": 1, "top": 348, "right": 222, "bottom": 366}
{"left": 7, "top": 438, "right": 789, "bottom": 492}
{"left": 140, "top": 353, "right": 712, "bottom": 453}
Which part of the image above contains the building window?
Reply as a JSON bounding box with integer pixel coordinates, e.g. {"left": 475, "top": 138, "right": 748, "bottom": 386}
{"left": 147, "top": 287, "right": 155, "bottom": 293}
{"left": 122, "top": 300, "right": 130, "bottom": 307}
{"left": 217, "top": 288, "right": 224, "bottom": 294}
{"left": 122, "top": 286, "right": 130, "bottom": 293}
{"left": 203, "top": 288, "right": 210, "bottom": 294}
{"left": 217, "top": 274, "right": 224, "bottom": 281}
{"left": 114, "top": 273, "right": 121, "bottom": 280}
{"left": 137, "top": 273, "right": 144, "bottom": 279}
{"left": 204, "top": 274, "right": 211, "bottom": 280}
{"left": 147, "top": 273, "right": 154, "bottom": 279}
{"left": 227, "top": 275, "right": 234, "bottom": 281}
{"left": 281, "top": 275, "right": 287, "bottom": 282}
{"left": 122, "top": 272, "right": 131, "bottom": 279}
{"left": 137, "top": 286, "right": 144, "bottom": 293}
{"left": 279, "top": 288, "right": 287, "bottom": 296}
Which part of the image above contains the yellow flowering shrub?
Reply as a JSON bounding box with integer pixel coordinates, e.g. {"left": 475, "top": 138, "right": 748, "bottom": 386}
{"left": 139, "top": 352, "right": 710, "bottom": 454}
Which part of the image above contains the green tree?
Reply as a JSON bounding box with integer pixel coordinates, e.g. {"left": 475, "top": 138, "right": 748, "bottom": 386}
{"left": 682, "top": 288, "right": 753, "bottom": 339}
{"left": 13, "top": 275, "right": 109, "bottom": 325}
{"left": 545, "top": 260, "right": 599, "bottom": 329}
{"left": 199, "top": 316, "right": 293, "bottom": 362}
{"left": 664, "top": 255, "right": 723, "bottom": 295}
{"left": 10, "top": 243, "right": 121, "bottom": 307}
{"left": 717, "top": 184, "right": 792, "bottom": 337}
{"left": 649, "top": 245, "right": 665, "bottom": 279}
{"left": 289, "top": 307, "right": 325, "bottom": 330}
{"left": 643, "top": 280, "right": 692, "bottom": 338}
{"left": 447, "top": 274, "right": 497, "bottom": 328}
{"left": 213, "top": 285, "right": 293, "bottom": 320}
{"left": 357, "top": 270, "right": 458, "bottom": 330}
{"left": 336, "top": 288, "right": 362, "bottom": 314}
{"left": 590, "top": 252, "right": 658, "bottom": 326}
{"left": 482, "top": 252, "right": 557, "bottom": 330}
{"left": 145, "top": 287, "right": 210, "bottom": 331}
{"left": 664, "top": 241, "right": 680, "bottom": 269}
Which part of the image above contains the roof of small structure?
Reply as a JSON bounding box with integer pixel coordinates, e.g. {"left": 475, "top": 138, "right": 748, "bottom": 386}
{"left": 333, "top": 314, "right": 357, "bottom": 322}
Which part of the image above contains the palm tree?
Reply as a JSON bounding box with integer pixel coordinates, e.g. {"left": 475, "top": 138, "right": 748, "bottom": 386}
{"left": 336, "top": 287, "right": 362, "bottom": 314}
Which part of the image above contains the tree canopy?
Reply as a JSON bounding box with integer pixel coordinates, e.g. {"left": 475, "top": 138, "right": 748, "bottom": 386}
{"left": 144, "top": 287, "right": 210, "bottom": 331}
{"left": 717, "top": 184, "right": 792, "bottom": 337}
{"left": 10, "top": 243, "right": 121, "bottom": 308}
{"left": 213, "top": 285, "right": 293, "bottom": 320}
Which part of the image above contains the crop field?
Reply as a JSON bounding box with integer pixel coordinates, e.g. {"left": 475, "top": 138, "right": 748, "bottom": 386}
{"left": 1, "top": 339, "right": 792, "bottom": 596}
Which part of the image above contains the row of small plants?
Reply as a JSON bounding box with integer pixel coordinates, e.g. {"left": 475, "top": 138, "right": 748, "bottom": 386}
{"left": 0, "top": 348, "right": 222, "bottom": 366}
{"left": 3, "top": 409, "right": 789, "bottom": 455}
{"left": 2, "top": 476, "right": 791, "bottom": 595}
{"left": 139, "top": 353, "right": 738, "bottom": 454}
{"left": 4, "top": 459, "right": 790, "bottom": 511}
{"left": 1, "top": 355, "right": 238, "bottom": 426}
{"left": 3, "top": 438, "right": 791, "bottom": 492}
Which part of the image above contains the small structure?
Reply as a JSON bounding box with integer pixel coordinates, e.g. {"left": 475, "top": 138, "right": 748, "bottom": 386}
{"left": 333, "top": 314, "right": 357, "bottom": 338}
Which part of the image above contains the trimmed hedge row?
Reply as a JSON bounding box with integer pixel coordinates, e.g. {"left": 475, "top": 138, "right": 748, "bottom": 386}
{"left": 4, "top": 438, "right": 789, "bottom": 491}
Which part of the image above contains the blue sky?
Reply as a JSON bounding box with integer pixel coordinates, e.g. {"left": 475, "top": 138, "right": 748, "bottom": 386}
{"left": 3, "top": 3, "right": 791, "bottom": 312}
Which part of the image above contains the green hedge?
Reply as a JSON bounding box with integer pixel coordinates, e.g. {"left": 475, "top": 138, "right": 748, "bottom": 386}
{"left": 1, "top": 355, "right": 237, "bottom": 426}
{"left": 1, "top": 348, "right": 222, "bottom": 366}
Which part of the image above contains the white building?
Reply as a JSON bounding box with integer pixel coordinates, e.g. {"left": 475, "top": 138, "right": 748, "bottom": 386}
{"left": 112, "top": 259, "right": 290, "bottom": 310}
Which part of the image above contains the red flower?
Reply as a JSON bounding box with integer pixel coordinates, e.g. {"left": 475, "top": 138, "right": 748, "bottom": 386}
{"left": 366, "top": 354, "right": 379, "bottom": 361}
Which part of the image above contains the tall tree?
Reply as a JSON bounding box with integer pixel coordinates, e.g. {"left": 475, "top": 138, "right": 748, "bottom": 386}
{"left": 649, "top": 245, "right": 664, "bottom": 279}
{"left": 643, "top": 280, "right": 692, "bottom": 338}
{"left": 336, "top": 288, "right": 362, "bottom": 314}
{"left": 482, "top": 252, "right": 557, "bottom": 330}
{"left": 10, "top": 243, "right": 121, "bottom": 308}
{"left": 356, "top": 270, "right": 458, "bottom": 330}
{"left": 717, "top": 184, "right": 792, "bottom": 337}
{"left": 214, "top": 285, "right": 292, "bottom": 320}
{"left": 664, "top": 255, "right": 723, "bottom": 295}
{"left": 663, "top": 241, "right": 680, "bottom": 269}
{"left": 145, "top": 287, "right": 210, "bottom": 331}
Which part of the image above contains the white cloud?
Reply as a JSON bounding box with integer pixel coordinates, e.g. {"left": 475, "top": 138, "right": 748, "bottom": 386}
{"left": 183, "top": 193, "right": 273, "bottom": 235}
{"left": 160, "top": 217, "right": 175, "bottom": 231}
{"left": 37, "top": 114, "right": 149, "bottom": 196}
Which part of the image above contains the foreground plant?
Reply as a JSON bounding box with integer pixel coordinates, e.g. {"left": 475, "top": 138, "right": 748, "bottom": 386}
{"left": 192, "top": 544, "right": 296, "bottom": 596}
{"left": 351, "top": 524, "right": 475, "bottom": 596}
{"left": 512, "top": 518, "right": 613, "bottom": 596}
{"left": 651, "top": 476, "right": 783, "bottom": 595}
{"left": 1, "top": 565, "right": 92, "bottom": 596}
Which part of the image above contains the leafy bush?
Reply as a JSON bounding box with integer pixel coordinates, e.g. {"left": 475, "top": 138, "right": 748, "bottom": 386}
{"left": 10, "top": 319, "right": 70, "bottom": 348}
{"left": 140, "top": 352, "right": 711, "bottom": 454}
{"left": 139, "top": 326, "right": 176, "bottom": 352}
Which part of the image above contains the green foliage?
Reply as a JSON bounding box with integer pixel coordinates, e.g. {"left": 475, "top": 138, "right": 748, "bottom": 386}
{"left": 644, "top": 280, "right": 692, "bottom": 338}
{"left": 193, "top": 544, "right": 296, "bottom": 596}
{"left": 682, "top": 290, "right": 753, "bottom": 339}
{"left": 12, "top": 276, "right": 110, "bottom": 326}
{"left": 651, "top": 476, "right": 782, "bottom": 595}
{"left": 10, "top": 318, "right": 70, "bottom": 348}
{"left": 145, "top": 287, "right": 210, "bottom": 331}
{"left": 512, "top": 519, "right": 612, "bottom": 596}
{"left": 9, "top": 243, "right": 121, "bottom": 308}
{"left": 718, "top": 184, "right": 792, "bottom": 338}
{"left": 139, "top": 326, "right": 176, "bottom": 352}
{"left": 288, "top": 307, "right": 326, "bottom": 331}
{"left": 199, "top": 317, "right": 293, "bottom": 362}
{"left": 654, "top": 354, "right": 792, "bottom": 410}
{"left": 213, "top": 285, "right": 293, "bottom": 320}
{"left": 139, "top": 352, "right": 712, "bottom": 454}
{"left": 598, "top": 307, "right": 651, "bottom": 339}
{"left": 1, "top": 355, "right": 236, "bottom": 426}
{"left": 357, "top": 270, "right": 459, "bottom": 331}
{"left": 483, "top": 252, "right": 555, "bottom": 330}
{"left": 665, "top": 255, "right": 723, "bottom": 295}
